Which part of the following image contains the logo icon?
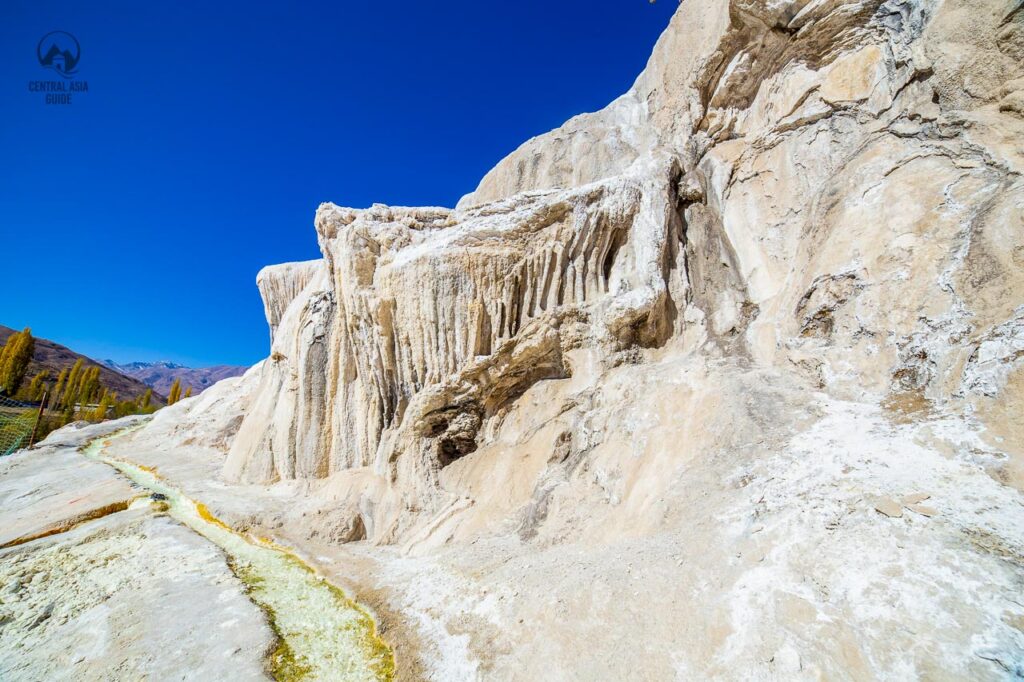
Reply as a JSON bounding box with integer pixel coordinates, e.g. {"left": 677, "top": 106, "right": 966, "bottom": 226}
{"left": 37, "top": 31, "right": 80, "bottom": 78}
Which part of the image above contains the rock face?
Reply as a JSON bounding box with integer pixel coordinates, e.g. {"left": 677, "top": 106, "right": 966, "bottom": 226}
{"left": 221, "top": 0, "right": 1023, "bottom": 527}
{"left": 135, "top": 0, "right": 1024, "bottom": 676}
{"left": 0, "top": 421, "right": 274, "bottom": 681}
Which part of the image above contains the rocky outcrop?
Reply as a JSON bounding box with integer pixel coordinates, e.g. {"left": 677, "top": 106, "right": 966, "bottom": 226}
{"left": 0, "top": 421, "right": 276, "bottom": 682}
{"left": 106, "top": 0, "right": 1024, "bottom": 677}
{"left": 225, "top": 175, "right": 692, "bottom": 537}
{"left": 214, "top": 0, "right": 1023, "bottom": 536}
{"left": 225, "top": 261, "right": 333, "bottom": 482}
{"left": 256, "top": 259, "right": 324, "bottom": 344}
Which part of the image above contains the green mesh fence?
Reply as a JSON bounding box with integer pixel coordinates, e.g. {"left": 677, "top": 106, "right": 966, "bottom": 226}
{"left": 0, "top": 395, "right": 38, "bottom": 456}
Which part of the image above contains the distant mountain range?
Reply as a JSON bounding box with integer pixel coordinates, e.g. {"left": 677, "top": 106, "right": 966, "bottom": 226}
{"left": 101, "top": 360, "right": 248, "bottom": 397}
{"left": 0, "top": 325, "right": 161, "bottom": 405}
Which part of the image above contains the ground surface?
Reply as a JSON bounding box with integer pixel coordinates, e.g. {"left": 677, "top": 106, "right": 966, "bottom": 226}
{"left": 105, "top": 370, "right": 1024, "bottom": 680}
{"left": 2, "top": 377, "right": 1023, "bottom": 681}
{"left": 0, "top": 421, "right": 274, "bottom": 681}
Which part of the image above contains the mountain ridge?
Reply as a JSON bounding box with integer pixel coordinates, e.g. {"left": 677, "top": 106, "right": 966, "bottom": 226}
{"left": 101, "top": 359, "right": 248, "bottom": 397}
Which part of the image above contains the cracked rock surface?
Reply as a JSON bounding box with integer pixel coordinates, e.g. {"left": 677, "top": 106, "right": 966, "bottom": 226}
{"left": 0, "top": 422, "right": 274, "bottom": 681}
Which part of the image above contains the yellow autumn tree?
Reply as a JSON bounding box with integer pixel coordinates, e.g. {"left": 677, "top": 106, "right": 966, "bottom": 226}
{"left": 20, "top": 370, "right": 49, "bottom": 402}
{"left": 51, "top": 368, "right": 68, "bottom": 408}
{"left": 0, "top": 328, "right": 35, "bottom": 396}
{"left": 91, "top": 391, "right": 113, "bottom": 421}
{"left": 61, "top": 359, "right": 84, "bottom": 409}
{"left": 167, "top": 378, "right": 182, "bottom": 405}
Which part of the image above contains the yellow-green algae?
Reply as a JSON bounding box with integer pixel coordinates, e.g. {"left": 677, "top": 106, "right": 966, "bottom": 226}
{"left": 82, "top": 430, "right": 395, "bottom": 682}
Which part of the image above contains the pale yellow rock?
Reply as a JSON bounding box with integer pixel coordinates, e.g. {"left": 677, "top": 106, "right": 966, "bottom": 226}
{"left": 873, "top": 497, "right": 904, "bottom": 519}
{"left": 820, "top": 45, "right": 887, "bottom": 105}
{"left": 902, "top": 492, "right": 931, "bottom": 505}
{"left": 907, "top": 503, "right": 939, "bottom": 518}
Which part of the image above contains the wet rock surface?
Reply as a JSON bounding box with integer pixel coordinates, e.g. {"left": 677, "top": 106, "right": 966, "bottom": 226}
{"left": 0, "top": 425, "right": 274, "bottom": 681}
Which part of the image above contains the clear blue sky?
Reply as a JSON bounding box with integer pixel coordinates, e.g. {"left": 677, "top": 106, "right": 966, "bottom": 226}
{"left": 0, "top": 1, "right": 676, "bottom": 367}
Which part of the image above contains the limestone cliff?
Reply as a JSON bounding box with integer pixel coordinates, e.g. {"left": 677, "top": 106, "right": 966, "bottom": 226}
{"left": 215, "top": 0, "right": 1024, "bottom": 534}
{"left": 130, "top": 1, "right": 1024, "bottom": 676}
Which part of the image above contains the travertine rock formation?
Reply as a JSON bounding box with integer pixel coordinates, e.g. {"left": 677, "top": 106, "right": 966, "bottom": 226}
{"left": 126, "top": 0, "right": 1024, "bottom": 677}
{"left": 218, "top": 0, "right": 1024, "bottom": 532}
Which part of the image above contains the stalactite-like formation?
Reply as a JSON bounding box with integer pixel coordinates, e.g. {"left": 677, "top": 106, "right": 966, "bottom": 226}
{"left": 220, "top": 0, "right": 1024, "bottom": 547}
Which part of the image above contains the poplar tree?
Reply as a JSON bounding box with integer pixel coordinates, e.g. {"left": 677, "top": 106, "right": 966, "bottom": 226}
{"left": 0, "top": 328, "right": 35, "bottom": 396}
{"left": 52, "top": 368, "right": 68, "bottom": 408}
{"left": 23, "top": 371, "right": 49, "bottom": 401}
{"left": 62, "top": 359, "right": 84, "bottom": 409}
{"left": 0, "top": 338, "right": 10, "bottom": 384}
{"left": 76, "top": 366, "right": 100, "bottom": 405}
{"left": 83, "top": 366, "right": 101, "bottom": 403}
{"left": 183, "top": 386, "right": 193, "bottom": 399}
{"left": 167, "top": 378, "right": 182, "bottom": 405}
{"left": 92, "top": 392, "right": 113, "bottom": 421}
{"left": 0, "top": 330, "right": 16, "bottom": 382}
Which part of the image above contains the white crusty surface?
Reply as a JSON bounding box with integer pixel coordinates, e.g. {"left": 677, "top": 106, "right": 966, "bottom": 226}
{"left": 0, "top": 421, "right": 274, "bottom": 682}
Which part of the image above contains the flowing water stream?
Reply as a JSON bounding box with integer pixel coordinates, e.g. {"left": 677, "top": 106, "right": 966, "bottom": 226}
{"left": 82, "top": 432, "right": 394, "bottom": 682}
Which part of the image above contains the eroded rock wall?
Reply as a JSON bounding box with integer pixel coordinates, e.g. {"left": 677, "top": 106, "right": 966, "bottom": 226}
{"left": 178, "top": 0, "right": 1023, "bottom": 546}
{"left": 87, "top": 3, "right": 1024, "bottom": 676}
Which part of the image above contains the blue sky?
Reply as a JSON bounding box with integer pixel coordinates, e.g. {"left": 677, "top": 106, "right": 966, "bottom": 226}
{"left": 0, "top": 1, "right": 676, "bottom": 367}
